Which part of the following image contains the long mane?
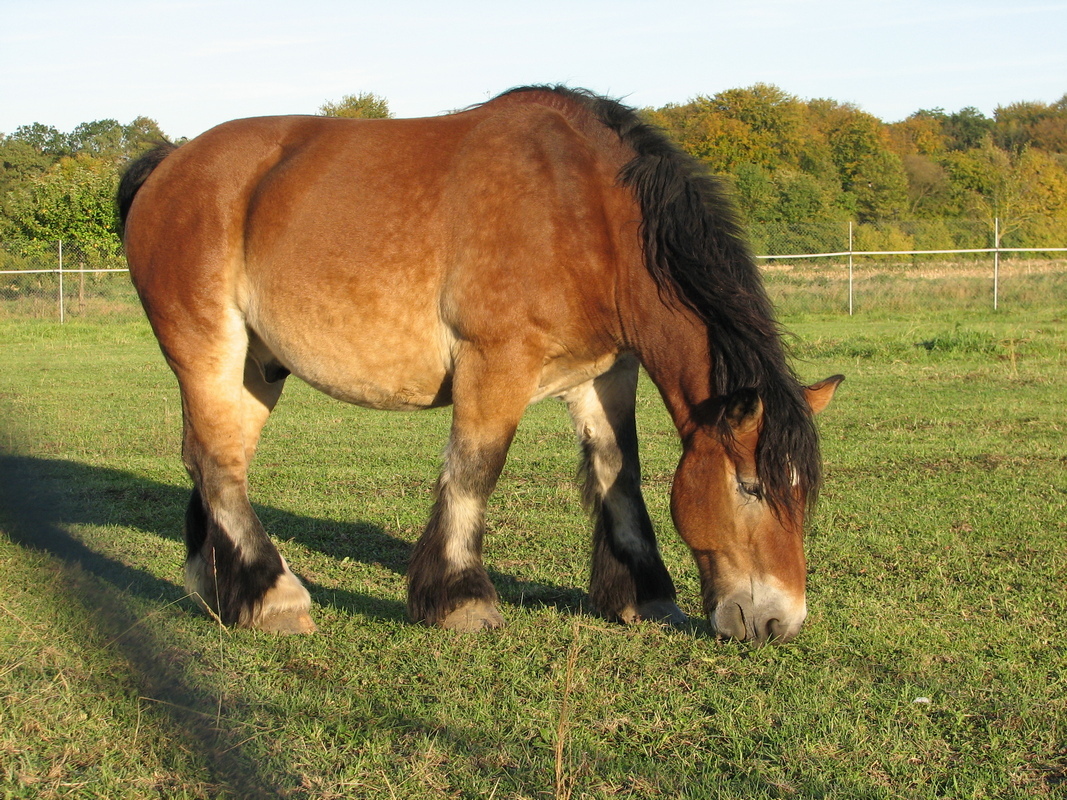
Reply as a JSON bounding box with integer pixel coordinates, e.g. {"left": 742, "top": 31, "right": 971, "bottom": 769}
{"left": 497, "top": 86, "right": 822, "bottom": 516}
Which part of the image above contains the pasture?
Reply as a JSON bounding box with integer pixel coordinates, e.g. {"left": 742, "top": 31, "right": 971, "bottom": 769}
{"left": 1, "top": 307, "right": 1064, "bottom": 799}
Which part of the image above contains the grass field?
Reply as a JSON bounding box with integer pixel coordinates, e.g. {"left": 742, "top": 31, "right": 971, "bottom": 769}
{"left": 1, "top": 306, "right": 1065, "bottom": 799}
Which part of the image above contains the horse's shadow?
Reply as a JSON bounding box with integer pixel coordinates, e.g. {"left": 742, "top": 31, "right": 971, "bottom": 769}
{"left": 0, "top": 452, "right": 587, "bottom": 625}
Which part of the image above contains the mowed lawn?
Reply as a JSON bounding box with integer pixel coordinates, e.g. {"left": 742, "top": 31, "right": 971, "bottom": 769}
{"left": 0, "top": 306, "right": 1064, "bottom": 799}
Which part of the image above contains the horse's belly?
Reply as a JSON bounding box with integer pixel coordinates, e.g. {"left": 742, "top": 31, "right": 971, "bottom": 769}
{"left": 298, "top": 357, "right": 449, "bottom": 410}
{"left": 248, "top": 307, "right": 452, "bottom": 411}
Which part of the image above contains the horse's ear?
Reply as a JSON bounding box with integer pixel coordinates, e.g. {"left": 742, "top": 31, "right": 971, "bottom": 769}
{"left": 804, "top": 375, "right": 844, "bottom": 415}
{"left": 725, "top": 388, "right": 763, "bottom": 437}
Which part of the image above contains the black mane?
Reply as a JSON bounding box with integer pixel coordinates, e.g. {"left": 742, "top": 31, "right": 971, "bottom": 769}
{"left": 498, "top": 86, "right": 822, "bottom": 515}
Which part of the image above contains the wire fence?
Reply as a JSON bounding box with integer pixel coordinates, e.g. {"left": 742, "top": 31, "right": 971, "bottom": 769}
{"left": 754, "top": 219, "right": 1067, "bottom": 316}
{"left": 1, "top": 240, "right": 138, "bottom": 323}
{"left": 2, "top": 219, "right": 1065, "bottom": 322}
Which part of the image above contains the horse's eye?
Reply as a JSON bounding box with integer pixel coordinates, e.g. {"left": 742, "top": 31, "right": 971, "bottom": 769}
{"left": 739, "top": 481, "right": 763, "bottom": 500}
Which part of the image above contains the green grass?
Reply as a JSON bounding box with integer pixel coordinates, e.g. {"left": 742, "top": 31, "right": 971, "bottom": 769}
{"left": 1, "top": 308, "right": 1065, "bottom": 799}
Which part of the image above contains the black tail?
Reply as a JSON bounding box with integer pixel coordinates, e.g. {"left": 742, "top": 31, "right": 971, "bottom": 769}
{"left": 117, "top": 142, "right": 178, "bottom": 232}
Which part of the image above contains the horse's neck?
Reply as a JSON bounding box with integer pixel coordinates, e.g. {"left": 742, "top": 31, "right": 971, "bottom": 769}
{"left": 622, "top": 286, "right": 713, "bottom": 439}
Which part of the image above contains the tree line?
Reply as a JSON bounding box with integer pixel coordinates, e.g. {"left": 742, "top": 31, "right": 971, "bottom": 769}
{"left": 2, "top": 86, "right": 1065, "bottom": 259}
{"left": 645, "top": 84, "right": 1067, "bottom": 252}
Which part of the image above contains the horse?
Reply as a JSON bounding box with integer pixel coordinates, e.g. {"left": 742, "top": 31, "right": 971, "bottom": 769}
{"left": 118, "top": 86, "right": 842, "bottom": 643}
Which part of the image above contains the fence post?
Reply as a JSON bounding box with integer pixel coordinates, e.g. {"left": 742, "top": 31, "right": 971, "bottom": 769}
{"left": 58, "top": 239, "right": 65, "bottom": 323}
{"left": 848, "top": 221, "right": 854, "bottom": 316}
{"left": 993, "top": 217, "right": 1000, "bottom": 311}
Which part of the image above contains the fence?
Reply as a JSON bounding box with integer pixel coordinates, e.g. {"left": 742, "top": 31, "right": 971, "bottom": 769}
{"left": 0, "top": 240, "right": 139, "bottom": 322}
{"left": 753, "top": 219, "right": 1067, "bottom": 316}
{"left": 2, "top": 221, "right": 1066, "bottom": 322}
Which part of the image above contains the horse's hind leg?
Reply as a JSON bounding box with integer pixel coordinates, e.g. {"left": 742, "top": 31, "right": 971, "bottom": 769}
{"left": 175, "top": 319, "right": 314, "bottom": 633}
{"left": 564, "top": 355, "right": 685, "bottom": 625}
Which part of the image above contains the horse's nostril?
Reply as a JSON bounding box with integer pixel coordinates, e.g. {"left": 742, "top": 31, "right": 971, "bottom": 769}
{"left": 764, "top": 616, "right": 801, "bottom": 643}
{"left": 762, "top": 618, "right": 781, "bottom": 642}
{"left": 712, "top": 602, "right": 748, "bottom": 640}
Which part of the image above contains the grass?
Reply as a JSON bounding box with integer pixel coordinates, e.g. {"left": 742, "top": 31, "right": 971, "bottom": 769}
{"left": 1, "top": 306, "right": 1065, "bottom": 799}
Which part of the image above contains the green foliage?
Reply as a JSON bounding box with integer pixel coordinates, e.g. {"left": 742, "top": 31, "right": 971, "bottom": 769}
{"left": 6, "top": 154, "right": 121, "bottom": 248}
{"left": 943, "top": 107, "right": 995, "bottom": 151}
{"left": 1, "top": 116, "right": 169, "bottom": 245}
{"left": 994, "top": 95, "right": 1067, "bottom": 152}
{"left": 318, "top": 92, "right": 393, "bottom": 119}
{"left": 646, "top": 85, "right": 1067, "bottom": 246}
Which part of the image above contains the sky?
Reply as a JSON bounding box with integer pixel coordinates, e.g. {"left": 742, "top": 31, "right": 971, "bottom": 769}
{"left": 3, "top": 0, "right": 1066, "bottom": 140}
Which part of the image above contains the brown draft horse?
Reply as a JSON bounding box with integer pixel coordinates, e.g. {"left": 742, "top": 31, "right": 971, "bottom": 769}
{"left": 119, "top": 86, "right": 842, "bottom": 643}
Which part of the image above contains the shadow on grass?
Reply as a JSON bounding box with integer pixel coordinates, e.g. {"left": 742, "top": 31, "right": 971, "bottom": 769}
{"left": 0, "top": 450, "right": 600, "bottom": 797}
{"left": 0, "top": 453, "right": 589, "bottom": 625}
{"left": 0, "top": 450, "right": 305, "bottom": 798}
{"left": 0, "top": 451, "right": 736, "bottom": 797}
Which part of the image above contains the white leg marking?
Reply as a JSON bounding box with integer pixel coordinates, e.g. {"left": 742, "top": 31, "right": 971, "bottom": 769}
{"left": 440, "top": 487, "right": 484, "bottom": 573}
{"left": 184, "top": 550, "right": 214, "bottom": 611}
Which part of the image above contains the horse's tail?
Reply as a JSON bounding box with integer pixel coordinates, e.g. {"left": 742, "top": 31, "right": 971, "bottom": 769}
{"left": 117, "top": 141, "right": 178, "bottom": 232}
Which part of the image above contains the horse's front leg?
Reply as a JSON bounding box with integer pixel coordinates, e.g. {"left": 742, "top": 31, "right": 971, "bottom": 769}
{"left": 564, "top": 355, "right": 685, "bottom": 625}
{"left": 406, "top": 345, "right": 537, "bottom": 631}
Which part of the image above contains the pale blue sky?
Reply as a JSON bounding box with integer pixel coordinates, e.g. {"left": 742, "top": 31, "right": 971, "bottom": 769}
{"left": 3, "top": 0, "right": 1065, "bottom": 139}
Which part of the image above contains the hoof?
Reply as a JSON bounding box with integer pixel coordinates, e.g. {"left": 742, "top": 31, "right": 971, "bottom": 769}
{"left": 250, "top": 558, "right": 315, "bottom": 633}
{"left": 618, "top": 600, "right": 688, "bottom": 627}
{"left": 440, "top": 601, "right": 504, "bottom": 632}
{"left": 256, "top": 609, "right": 318, "bottom": 634}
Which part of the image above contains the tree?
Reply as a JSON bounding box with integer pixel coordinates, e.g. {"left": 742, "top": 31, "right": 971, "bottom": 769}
{"left": 731, "top": 162, "right": 778, "bottom": 225}
{"left": 6, "top": 153, "right": 120, "bottom": 250}
{"left": 68, "top": 119, "right": 125, "bottom": 160}
{"left": 68, "top": 117, "right": 168, "bottom": 163}
{"left": 995, "top": 97, "right": 1067, "bottom": 154}
{"left": 902, "top": 154, "right": 952, "bottom": 217}
{"left": 318, "top": 92, "right": 392, "bottom": 119}
{"left": 943, "top": 107, "right": 993, "bottom": 151}
{"left": 121, "top": 116, "right": 170, "bottom": 158}
{"left": 6, "top": 123, "right": 69, "bottom": 156}
{"left": 942, "top": 139, "right": 1067, "bottom": 244}
{"left": 0, "top": 115, "right": 170, "bottom": 243}
{"left": 776, "top": 170, "right": 838, "bottom": 225}
{"left": 809, "top": 100, "right": 908, "bottom": 221}
{"left": 708, "top": 83, "right": 809, "bottom": 168}
{"left": 646, "top": 99, "right": 759, "bottom": 171}
{"left": 887, "top": 111, "right": 947, "bottom": 156}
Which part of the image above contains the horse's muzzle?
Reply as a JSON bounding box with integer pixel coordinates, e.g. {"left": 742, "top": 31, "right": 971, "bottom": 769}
{"left": 711, "top": 587, "right": 807, "bottom": 644}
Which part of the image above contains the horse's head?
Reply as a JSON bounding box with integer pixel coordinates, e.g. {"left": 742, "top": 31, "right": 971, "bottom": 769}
{"left": 671, "top": 375, "right": 843, "bottom": 643}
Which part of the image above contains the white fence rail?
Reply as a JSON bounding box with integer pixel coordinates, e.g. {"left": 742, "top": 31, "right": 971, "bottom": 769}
{"left": 3, "top": 224, "right": 1066, "bottom": 320}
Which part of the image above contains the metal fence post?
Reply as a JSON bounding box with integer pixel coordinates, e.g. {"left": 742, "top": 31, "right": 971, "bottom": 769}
{"left": 58, "top": 239, "right": 65, "bottom": 323}
{"left": 848, "top": 221, "right": 854, "bottom": 316}
{"left": 993, "top": 218, "right": 1000, "bottom": 311}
